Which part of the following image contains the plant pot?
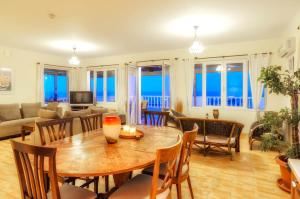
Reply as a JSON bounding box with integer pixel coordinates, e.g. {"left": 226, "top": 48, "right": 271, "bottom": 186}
{"left": 276, "top": 155, "right": 291, "bottom": 193}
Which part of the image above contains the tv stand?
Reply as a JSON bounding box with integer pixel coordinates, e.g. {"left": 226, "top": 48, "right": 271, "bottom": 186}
{"left": 70, "top": 104, "right": 93, "bottom": 111}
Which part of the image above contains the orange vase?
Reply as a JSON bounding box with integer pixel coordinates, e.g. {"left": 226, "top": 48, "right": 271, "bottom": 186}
{"left": 103, "top": 116, "right": 121, "bottom": 144}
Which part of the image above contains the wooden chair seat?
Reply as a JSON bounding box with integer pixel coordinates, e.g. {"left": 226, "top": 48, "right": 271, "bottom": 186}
{"left": 195, "top": 134, "right": 205, "bottom": 143}
{"left": 206, "top": 135, "right": 236, "bottom": 145}
{"left": 109, "top": 174, "right": 170, "bottom": 199}
{"left": 47, "top": 184, "right": 96, "bottom": 199}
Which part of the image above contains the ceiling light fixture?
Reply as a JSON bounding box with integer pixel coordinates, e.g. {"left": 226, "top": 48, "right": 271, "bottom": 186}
{"left": 189, "top": 26, "right": 204, "bottom": 55}
{"left": 68, "top": 47, "right": 80, "bottom": 66}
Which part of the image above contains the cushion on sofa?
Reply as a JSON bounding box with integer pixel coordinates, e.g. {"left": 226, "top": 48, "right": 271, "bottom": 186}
{"left": 90, "top": 107, "right": 109, "bottom": 114}
{"left": 63, "top": 109, "right": 91, "bottom": 118}
{"left": 46, "top": 102, "right": 59, "bottom": 111}
{"left": 21, "top": 103, "right": 41, "bottom": 118}
{"left": 38, "top": 109, "right": 59, "bottom": 119}
{"left": 0, "top": 103, "right": 22, "bottom": 121}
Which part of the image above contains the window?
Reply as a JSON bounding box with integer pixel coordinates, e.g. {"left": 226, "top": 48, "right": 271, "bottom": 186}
{"left": 226, "top": 63, "right": 243, "bottom": 107}
{"left": 206, "top": 64, "right": 221, "bottom": 106}
{"left": 106, "top": 70, "right": 116, "bottom": 102}
{"left": 192, "top": 59, "right": 263, "bottom": 109}
{"left": 44, "top": 69, "right": 68, "bottom": 102}
{"left": 96, "top": 71, "right": 104, "bottom": 102}
{"left": 88, "top": 69, "right": 117, "bottom": 103}
{"left": 192, "top": 64, "right": 203, "bottom": 106}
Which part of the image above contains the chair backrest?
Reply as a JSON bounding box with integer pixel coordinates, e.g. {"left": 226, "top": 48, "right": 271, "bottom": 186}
{"left": 11, "top": 140, "right": 61, "bottom": 199}
{"left": 144, "top": 110, "right": 169, "bottom": 126}
{"left": 178, "top": 117, "right": 205, "bottom": 136}
{"left": 37, "top": 118, "right": 73, "bottom": 145}
{"left": 141, "top": 100, "right": 148, "bottom": 110}
{"left": 79, "top": 113, "right": 102, "bottom": 132}
{"left": 176, "top": 124, "right": 198, "bottom": 179}
{"left": 150, "top": 135, "right": 182, "bottom": 199}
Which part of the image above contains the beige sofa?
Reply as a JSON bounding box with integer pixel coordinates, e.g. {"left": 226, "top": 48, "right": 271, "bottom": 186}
{"left": 0, "top": 103, "right": 41, "bottom": 140}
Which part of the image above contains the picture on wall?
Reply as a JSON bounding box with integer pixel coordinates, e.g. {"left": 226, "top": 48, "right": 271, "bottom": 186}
{"left": 0, "top": 68, "right": 12, "bottom": 93}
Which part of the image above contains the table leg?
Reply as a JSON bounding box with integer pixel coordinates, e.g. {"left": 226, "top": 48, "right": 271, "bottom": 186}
{"left": 113, "top": 171, "right": 132, "bottom": 188}
{"left": 21, "top": 129, "right": 25, "bottom": 141}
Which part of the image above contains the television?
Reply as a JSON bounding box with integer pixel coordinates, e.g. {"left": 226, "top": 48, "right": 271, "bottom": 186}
{"left": 70, "top": 91, "right": 93, "bottom": 104}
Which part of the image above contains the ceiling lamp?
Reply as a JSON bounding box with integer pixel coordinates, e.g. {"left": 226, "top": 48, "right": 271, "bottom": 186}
{"left": 68, "top": 47, "right": 80, "bottom": 66}
{"left": 189, "top": 26, "right": 204, "bottom": 55}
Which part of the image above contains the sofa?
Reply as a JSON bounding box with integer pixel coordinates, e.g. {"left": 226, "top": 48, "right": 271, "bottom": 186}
{"left": 177, "top": 117, "right": 244, "bottom": 159}
{"left": 0, "top": 103, "right": 41, "bottom": 140}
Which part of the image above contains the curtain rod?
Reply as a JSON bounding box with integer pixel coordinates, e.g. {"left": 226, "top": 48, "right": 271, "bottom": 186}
{"left": 87, "top": 64, "right": 119, "bottom": 68}
{"left": 193, "top": 52, "right": 272, "bottom": 60}
{"left": 136, "top": 58, "right": 170, "bottom": 63}
{"left": 38, "top": 63, "right": 75, "bottom": 69}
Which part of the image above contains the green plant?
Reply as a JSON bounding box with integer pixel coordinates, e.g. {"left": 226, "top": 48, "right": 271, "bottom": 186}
{"left": 259, "top": 111, "right": 287, "bottom": 152}
{"left": 260, "top": 133, "right": 287, "bottom": 152}
{"left": 258, "top": 66, "right": 300, "bottom": 159}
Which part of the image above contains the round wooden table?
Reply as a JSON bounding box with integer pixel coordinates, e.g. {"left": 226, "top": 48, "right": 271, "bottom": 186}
{"left": 46, "top": 125, "right": 181, "bottom": 187}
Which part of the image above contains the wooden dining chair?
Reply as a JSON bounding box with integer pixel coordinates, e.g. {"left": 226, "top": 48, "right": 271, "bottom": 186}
{"left": 142, "top": 124, "right": 198, "bottom": 199}
{"left": 80, "top": 113, "right": 103, "bottom": 132}
{"left": 10, "top": 140, "right": 96, "bottom": 199}
{"left": 109, "top": 135, "right": 182, "bottom": 199}
{"left": 37, "top": 118, "right": 98, "bottom": 193}
{"left": 36, "top": 118, "right": 74, "bottom": 146}
{"left": 144, "top": 110, "right": 169, "bottom": 126}
{"left": 79, "top": 113, "right": 110, "bottom": 193}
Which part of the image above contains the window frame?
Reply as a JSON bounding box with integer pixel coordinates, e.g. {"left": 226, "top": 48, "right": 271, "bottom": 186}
{"left": 192, "top": 58, "right": 255, "bottom": 110}
{"left": 44, "top": 68, "right": 69, "bottom": 103}
{"left": 88, "top": 67, "right": 118, "bottom": 104}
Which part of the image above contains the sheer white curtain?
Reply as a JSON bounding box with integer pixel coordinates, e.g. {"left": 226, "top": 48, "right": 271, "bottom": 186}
{"left": 249, "top": 54, "right": 271, "bottom": 119}
{"left": 36, "top": 63, "right": 44, "bottom": 104}
{"left": 169, "top": 58, "right": 194, "bottom": 114}
{"left": 117, "top": 64, "right": 126, "bottom": 113}
{"left": 183, "top": 59, "right": 194, "bottom": 114}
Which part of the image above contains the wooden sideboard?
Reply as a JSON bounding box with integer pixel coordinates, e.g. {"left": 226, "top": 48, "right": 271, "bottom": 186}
{"left": 289, "top": 159, "right": 300, "bottom": 198}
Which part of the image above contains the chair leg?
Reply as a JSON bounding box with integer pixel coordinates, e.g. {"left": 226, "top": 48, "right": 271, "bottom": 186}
{"left": 94, "top": 177, "right": 99, "bottom": 194}
{"left": 176, "top": 183, "right": 182, "bottom": 199}
{"left": 187, "top": 176, "right": 194, "bottom": 199}
{"left": 105, "top": 176, "right": 109, "bottom": 192}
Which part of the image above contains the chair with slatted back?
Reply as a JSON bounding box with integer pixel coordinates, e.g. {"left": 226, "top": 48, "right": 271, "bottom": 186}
{"left": 11, "top": 140, "right": 96, "bottom": 199}
{"left": 79, "top": 113, "right": 110, "bottom": 193}
{"left": 142, "top": 124, "right": 198, "bottom": 199}
{"left": 80, "top": 113, "right": 103, "bottom": 132}
{"left": 109, "top": 134, "right": 182, "bottom": 199}
{"left": 144, "top": 110, "right": 169, "bottom": 126}
{"left": 37, "top": 118, "right": 98, "bottom": 194}
{"left": 36, "top": 118, "right": 74, "bottom": 146}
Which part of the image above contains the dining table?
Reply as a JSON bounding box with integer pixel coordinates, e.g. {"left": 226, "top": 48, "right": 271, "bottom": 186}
{"left": 45, "top": 125, "right": 182, "bottom": 196}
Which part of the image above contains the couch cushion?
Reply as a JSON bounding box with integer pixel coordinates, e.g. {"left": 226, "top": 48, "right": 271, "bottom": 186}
{"left": 90, "top": 107, "right": 108, "bottom": 114}
{"left": 38, "top": 109, "right": 59, "bottom": 119}
{"left": 21, "top": 103, "right": 41, "bottom": 118}
{"left": 46, "top": 102, "right": 59, "bottom": 111}
{"left": 63, "top": 109, "right": 91, "bottom": 118}
{"left": 0, "top": 103, "right": 22, "bottom": 121}
{"left": 0, "top": 117, "right": 37, "bottom": 138}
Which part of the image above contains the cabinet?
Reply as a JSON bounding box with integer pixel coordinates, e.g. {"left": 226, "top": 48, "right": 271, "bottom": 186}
{"left": 292, "top": 172, "right": 300, "bottom": 199}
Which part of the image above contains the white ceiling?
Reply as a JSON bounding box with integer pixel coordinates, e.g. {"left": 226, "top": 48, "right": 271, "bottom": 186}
{"left": 0, "top": 0, "right": 299, "bottom": 58}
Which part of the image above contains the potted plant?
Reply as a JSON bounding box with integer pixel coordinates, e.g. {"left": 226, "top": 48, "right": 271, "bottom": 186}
{"left": 258, "top": 65, "right": 300, "bottom": 192}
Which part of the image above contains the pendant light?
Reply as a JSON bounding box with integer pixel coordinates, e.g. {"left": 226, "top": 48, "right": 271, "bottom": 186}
{"left": 189, "top": 26, "right": 205, "bottom": 54}
{"left": 68, "top": 47, "right": 80, "bottom": 65}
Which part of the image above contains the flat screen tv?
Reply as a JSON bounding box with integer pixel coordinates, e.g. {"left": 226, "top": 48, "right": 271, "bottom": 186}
{"left": 70, "top": 91, "right": 93, "bottom": 104}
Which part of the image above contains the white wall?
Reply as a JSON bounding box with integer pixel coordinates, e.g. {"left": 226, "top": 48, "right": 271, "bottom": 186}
{"left": 0, "top": 46, "right": 69, "bottom": 104}
{"left": 81, "top": 38, "right": 287, "bottom": 132}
